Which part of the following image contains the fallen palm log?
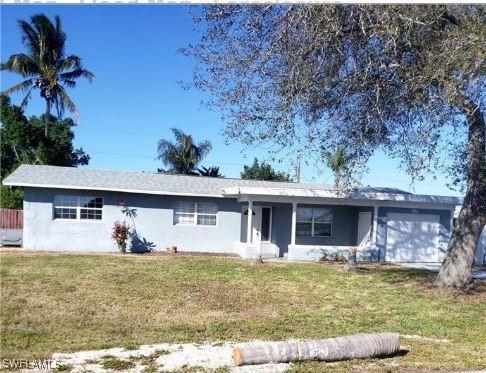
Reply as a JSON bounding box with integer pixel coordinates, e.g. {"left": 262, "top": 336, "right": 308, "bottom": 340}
{"left": 233, "top": 332, "right": 400, "bottom": 366}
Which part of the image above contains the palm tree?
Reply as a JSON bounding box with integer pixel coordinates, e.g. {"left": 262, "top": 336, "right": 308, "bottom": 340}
{"left": 157, "top": 128, "right": 212, "bottom": 175}
{"left": 198, "top": 166, "right": 224, "bottom": 178}
{"left": 1, "top": 14, "right": 94, "bottom": 137}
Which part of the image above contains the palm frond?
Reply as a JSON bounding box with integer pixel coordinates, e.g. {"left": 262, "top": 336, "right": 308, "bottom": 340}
{"left": 195, "top": 140, "right": 212, "bottom": 160}
{"left": 18, "top": 20, "right": 39, "bottom": 59}
{"left": 62, "top": 80, "right": 76, "bottom": 89}
{"left": 1, "top": 54, "right": 39, "bottom": 77}
{"left": 53, "top": 15, "right": 66, "bottom": 60}
{"left": 31, "top": 14, "right": 65, "bottom": 66}
{"left": 59, "top": 67, "right": 95, "bottom": 83}
{"left": 157, "top": 140, "right": 178, "bottom": 165}
{"left": 1, "top": 78, "right": 35, "bottom": 95}
{"left": 19, "top": 85, "right": 36, "bottom": 109}
{"left": 171, "top": 127, "right": 187, "bottom": 144}
{"left": 58, "top": 55, "right": 82, "bottom": 70}
{"left": 56, "top": 86, "right": 77, "bottom": 117}
{"left": 157, "top": 128, "right": 213, "bottom": 174}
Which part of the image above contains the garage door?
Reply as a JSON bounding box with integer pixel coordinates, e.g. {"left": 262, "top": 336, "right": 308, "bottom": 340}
{"left": 385, "top": 213, "right": 440, "bottom": 263}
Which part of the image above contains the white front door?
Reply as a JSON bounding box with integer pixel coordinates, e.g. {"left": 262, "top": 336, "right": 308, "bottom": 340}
{"left": 385, "top": 213, "right": 440, "bottom": 263}
{"left": 357, "top": 212, "right": 372, "bottom": 247}
{"left": 252, "top": 206, "right": 262, "bottom": 246}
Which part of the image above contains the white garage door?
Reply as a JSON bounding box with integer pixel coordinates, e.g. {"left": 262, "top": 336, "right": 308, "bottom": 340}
{"left": 385, "top": 213, "right": 440, "bottom": 263}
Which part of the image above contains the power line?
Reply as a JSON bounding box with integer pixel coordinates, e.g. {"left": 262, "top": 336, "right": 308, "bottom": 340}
{"left": 88, "top": 151, "right": 245, "bottom": 167}
{"left": 88, "top": 151, "right": 448, "bottom": 187}
{"left": 76, "top": 125, "right": 230, "bottom": 145}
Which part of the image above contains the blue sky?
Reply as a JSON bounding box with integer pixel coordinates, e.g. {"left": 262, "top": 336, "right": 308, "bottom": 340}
{"left": 1, "top": 5, "right": 461, "bottom": 196}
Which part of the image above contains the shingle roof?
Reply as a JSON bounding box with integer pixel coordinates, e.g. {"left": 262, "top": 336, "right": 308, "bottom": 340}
{"left": 2, "top": 164, "right": 462, "bottom": 205}
{"left": 2, "top": 164, "right": 333, "bottom": 197}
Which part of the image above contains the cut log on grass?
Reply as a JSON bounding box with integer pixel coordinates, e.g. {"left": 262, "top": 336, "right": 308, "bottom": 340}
{"left": 233, "top": 332, "right": 400, "bottom": 366}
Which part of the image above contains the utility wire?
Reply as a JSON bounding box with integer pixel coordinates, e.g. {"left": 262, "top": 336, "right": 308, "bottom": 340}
{"left": 76, "top": 125, "right": 230, "bottom": 145}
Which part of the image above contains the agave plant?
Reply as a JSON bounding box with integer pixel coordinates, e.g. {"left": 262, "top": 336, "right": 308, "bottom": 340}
{"left": 1, "top": 14, "right": 94, "bottom": 137}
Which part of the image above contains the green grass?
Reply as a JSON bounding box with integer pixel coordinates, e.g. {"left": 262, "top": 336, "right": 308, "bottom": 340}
{"left": 1, "top": 252, "right": 485, "bottom": 371}
{"left": 100, "top": 357, "right": 135, "bottom": 370}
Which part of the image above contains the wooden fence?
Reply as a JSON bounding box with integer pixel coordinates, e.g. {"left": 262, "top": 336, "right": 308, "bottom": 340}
{"left": 0, "top": 209, "right": 23, "bottom": 229}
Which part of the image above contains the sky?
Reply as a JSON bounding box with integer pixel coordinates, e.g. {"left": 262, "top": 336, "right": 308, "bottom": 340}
{"left": 0, "top": 5, "right": 462, "bottom": 197}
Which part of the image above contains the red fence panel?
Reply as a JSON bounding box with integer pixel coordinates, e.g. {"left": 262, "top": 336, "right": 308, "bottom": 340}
{"left": 0, "top": 209, "right": 23, "bottom": 229}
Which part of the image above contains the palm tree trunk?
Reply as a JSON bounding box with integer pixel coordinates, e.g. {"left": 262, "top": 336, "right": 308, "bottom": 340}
{"left": 44, "top": 98, "right": 51, "bottom": 137}
{"left": 437, "top": 102, "right": 486, "bottom": 288}
{"left": 233, "top": 333, "right": 400, "bottom": 365}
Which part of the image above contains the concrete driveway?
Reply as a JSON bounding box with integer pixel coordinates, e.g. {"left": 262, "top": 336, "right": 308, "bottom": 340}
{"left": 396, "top": 262, "right": 486, "bottom": 280}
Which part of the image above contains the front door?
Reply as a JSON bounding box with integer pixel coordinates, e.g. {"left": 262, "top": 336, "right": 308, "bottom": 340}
{"left": 252, "top": 206, "right": 262, "bottom": 246}
{"left": 357, "top": 212, "right": 372, "bottom": 247}
{"left": 251, "top": 206, "right": 272, "bottom": 245}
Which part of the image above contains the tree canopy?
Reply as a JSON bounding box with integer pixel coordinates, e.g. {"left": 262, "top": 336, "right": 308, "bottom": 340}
{"left": 1, "top": 13, "right": 94, "bottom": 136}
{"left": 157, "top": 128, "right": 212, "bottom": 175}
{"left": 186, "top": 5, "right": 485, "bottom": 287}
{"left": 0, "top": 95, "right": 89, "bottom": 208}
{"left": 241, "top": 158, "right": 292, "bottom": 182}
{"left": 186, "top": 5, "right": 483, "bottom": 184}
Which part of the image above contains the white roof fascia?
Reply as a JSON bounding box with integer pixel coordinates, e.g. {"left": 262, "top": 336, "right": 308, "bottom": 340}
{"left": 223, "top": 187, "right": 462, "bottom": 205}
{"left": 222, "top": 187, "right": 337, "bottom": 198}
{"left": 4, "top": 182, "right": 224, "bottom": 198}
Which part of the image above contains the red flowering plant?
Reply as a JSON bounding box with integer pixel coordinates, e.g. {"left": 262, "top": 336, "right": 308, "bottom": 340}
{"left": 112, "top": 200, "right": 138, "bottom": 254}
{"left": 112, "top": 221, "right": 131, "bottom": 254}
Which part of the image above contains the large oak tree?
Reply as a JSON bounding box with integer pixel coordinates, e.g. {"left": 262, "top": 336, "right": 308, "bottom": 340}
{"left": 185, "top": 5, "right": 485, "bottom": 287}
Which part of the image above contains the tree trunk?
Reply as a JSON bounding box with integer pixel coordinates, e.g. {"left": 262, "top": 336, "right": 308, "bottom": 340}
{"left": 347, "top": 247, "right": 357, "bottom": 271}
{"left": 437, "top": 103, "right": 486, "bottom": 288}
{"left": 232, "top": 332, "right": 400, "bottom": 366}
{"left": 44, "top": 99, "right": 51, "bottom": 138}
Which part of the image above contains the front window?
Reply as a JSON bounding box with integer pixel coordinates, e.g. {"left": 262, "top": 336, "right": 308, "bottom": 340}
{"left": 53, "top": 195, "right": 103, "bottom": 220}
{"left": 174, "top": 202, "right": 217, "bottom": 226}
{"left": 296, "top": 207, "right": 332, "bottom": 237}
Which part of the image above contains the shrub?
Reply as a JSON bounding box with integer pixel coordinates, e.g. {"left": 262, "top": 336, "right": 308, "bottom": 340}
{"left": 318, "top": 249, "right": 329, "bottom": 262}
{"left": 112, "top": 221, "right": 130, "bottom": 254}
{"left": 334, "top": 252, "right": 347, "bottom": 262}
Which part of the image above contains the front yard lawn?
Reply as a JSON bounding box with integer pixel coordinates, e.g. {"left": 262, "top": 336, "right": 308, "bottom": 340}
{"left": 1, "top": 252, "right": 485, "bottom": 371}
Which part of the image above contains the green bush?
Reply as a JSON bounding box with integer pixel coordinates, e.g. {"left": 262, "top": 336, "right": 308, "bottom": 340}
{"left": 0, "top": 186, "right": 23, "bottom": 209}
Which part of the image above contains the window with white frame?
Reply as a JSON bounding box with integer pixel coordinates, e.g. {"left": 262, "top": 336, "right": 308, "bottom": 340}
{"left": 296, "top": 207, "right": 332, "bottom": 237}
{"left": 53, "top": 195, "right": 103, "bottom": 220}
{"left": 173, "top": 202, "right": 217, "bottom": 226}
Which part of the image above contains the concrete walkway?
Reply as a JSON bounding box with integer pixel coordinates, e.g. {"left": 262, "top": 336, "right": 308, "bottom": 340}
{"left": 396, "top": 262, "right": 486, "bottom": 280}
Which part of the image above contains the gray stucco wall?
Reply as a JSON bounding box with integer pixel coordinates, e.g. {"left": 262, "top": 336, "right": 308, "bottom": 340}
{"left": 376, "top": 206, "right": 452, "bottom": 262}
{"left": 238, "top": 203, "right": 361, "bottom": 257}
{"left": 23, "top": 187, "right": 242, "bottom": 253}
{"left": 271, "top": 203, "right": 292, "bottom": 257}
{"left": 295, "top": 204, "right": 359, "bottom": 246}
{"left": 22, "top": 187, "right": 456, "bottom": 262}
